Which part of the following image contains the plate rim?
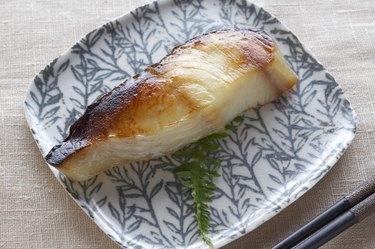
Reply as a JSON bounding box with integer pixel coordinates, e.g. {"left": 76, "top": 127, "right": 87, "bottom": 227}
{"left": 23, "top": 0, "right": 358, "bottom": 248}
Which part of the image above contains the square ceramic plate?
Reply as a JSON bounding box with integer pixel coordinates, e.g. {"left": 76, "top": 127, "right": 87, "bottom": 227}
{"left": 24, "top": 0, "right": 357, "bottom": 248}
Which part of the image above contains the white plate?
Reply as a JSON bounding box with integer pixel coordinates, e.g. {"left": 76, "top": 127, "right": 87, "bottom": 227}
{"left": 24, "top": 0, "right": 357, "bottom": 248}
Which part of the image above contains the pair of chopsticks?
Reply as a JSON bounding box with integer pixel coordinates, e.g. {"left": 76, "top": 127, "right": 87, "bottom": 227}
{"left": 272, "top": 176, "right": 375, "bottom": 249}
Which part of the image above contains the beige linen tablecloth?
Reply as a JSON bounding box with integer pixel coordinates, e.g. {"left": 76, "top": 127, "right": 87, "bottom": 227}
{"left": 1, "top": 0, "right": 375, "bottom": 248}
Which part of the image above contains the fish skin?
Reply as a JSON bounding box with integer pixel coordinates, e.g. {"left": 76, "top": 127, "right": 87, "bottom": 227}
{"left": 45, "top": 29, "right": 298, "bottom": 181}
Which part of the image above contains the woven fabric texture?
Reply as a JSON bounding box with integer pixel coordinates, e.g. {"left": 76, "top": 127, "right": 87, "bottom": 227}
{"left": 1, "top": 0, "right": 374, "bottom": 248}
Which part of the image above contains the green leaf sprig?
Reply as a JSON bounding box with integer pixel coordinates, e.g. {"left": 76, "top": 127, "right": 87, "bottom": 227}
{"left": 174, "top": 116, "right": 243, "bottom": 247}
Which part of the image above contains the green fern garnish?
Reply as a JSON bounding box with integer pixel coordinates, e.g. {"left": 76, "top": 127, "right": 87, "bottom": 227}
{"left": 174, "top": 116, "right": 243, "bottom": 247}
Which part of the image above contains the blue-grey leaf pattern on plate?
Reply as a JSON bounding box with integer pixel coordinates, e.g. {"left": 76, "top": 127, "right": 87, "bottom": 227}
{"left": 24, "top": 0, "right": 357, "bottom": 248}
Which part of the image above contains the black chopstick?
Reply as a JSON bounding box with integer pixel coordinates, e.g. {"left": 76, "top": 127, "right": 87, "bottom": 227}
{"left": 294, "top": 192, "right": 375, "bottom": 249}
{"left": 272, "top": 176, "right": 375, "bottom": 249}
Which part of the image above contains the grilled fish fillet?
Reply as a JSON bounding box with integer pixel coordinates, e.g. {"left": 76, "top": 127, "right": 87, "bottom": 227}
{"left": 46, "top": 29, "right": 298, "bottom": 181}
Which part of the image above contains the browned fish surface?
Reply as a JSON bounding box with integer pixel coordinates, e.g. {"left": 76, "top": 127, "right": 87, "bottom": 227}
{"left": 46, "top": 29, "right": 298, "bottom": 181}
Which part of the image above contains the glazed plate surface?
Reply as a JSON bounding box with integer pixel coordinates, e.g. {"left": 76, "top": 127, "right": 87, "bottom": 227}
{"left": 24, "top": 0, "right": 357, "bottom": 248}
